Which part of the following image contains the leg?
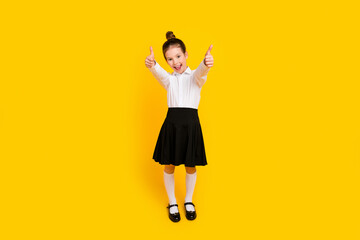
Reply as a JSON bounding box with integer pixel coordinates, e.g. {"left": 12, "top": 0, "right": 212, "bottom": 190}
{"left": 163, "top": 164, "right": 178, "bottom": 214}
{"left": 185, "top": 166, "right": 196, "bottom": 174}
{"left": 184, "top": 166, "right": 197, "bottom": 212}
{"left": 164, "top": 164, "right": 175, "bottom": 174}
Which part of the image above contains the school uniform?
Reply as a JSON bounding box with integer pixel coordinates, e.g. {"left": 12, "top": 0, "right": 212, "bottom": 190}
{"left": 149, "top": 60, "right": 210, "bottom": 167}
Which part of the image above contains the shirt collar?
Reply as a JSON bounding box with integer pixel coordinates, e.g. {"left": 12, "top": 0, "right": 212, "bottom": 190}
{"left": 172, "top": 66, "right": 191, "bottom": 76}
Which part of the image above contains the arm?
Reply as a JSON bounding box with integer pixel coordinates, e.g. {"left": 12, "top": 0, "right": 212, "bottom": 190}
{"left": 193, "top": 59, "right": 211, "bottom": 88}
{"left": 148, "top": 60, "right": 171, "bottom": 90}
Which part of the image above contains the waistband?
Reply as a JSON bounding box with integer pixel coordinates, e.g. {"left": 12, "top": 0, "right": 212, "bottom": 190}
{"left": 168, "top": 107, "right": 198, "bottom": 112}
{"left": 166, "top": 107, "right": 199, "bottom": 119}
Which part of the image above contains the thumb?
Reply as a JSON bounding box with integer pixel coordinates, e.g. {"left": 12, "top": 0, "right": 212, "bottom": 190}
{"left": 205, "top": 44, "right": 213, "bottom": 56}
{"left": 150, "top": 46, "right": 154, "bottom": 58}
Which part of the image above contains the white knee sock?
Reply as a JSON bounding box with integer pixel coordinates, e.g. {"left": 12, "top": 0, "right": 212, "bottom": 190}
{"left": 185, "top": 171, "right": 197, "bottom": 212}
{"left": 163, "top": 171, "right": 178, "bottom": 214}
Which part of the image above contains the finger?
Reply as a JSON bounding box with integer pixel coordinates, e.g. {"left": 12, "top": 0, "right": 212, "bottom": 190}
{"left": 145, "top": 62, "right": 154, "bottom": 68}
{"left": 145, "top": 60, "right": 154, "bottom": 65}
{"left": 150, "top": 46, "right": 154, "bottom": 57}
{"left": 205, "top": 44, "right": 213, "bottom": 56}
{"left": 205, "top": 59, "right": 214, "bottom": 67}
{"left": 205, "top": 58, "right": 214, "bottom": 63}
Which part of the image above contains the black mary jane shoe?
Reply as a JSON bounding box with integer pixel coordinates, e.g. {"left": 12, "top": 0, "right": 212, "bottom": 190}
{"left": 184, "top": 202, "right": 197, "bottom": 220}
{"left": 167, "top": 204, "right": 181, "bottom": 222}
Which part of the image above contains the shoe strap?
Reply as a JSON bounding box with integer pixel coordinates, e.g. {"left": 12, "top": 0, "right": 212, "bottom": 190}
{"left": 184, "top": 202, "right": 195, "bottom": 207}
{"left": 167, "top": 204, "right": 178, "bottom": 209}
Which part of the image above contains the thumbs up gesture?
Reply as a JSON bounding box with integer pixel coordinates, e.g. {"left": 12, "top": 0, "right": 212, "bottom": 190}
{"left": 204, "top": 44, "right": 214, "bottom": 68}
{"left": 145, "top": 46, "right": 156, "bottom": 68}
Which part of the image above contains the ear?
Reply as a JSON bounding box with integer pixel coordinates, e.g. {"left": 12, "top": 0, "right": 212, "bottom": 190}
{"left": 185, "top": 51, "right": 188, "bottom": 59}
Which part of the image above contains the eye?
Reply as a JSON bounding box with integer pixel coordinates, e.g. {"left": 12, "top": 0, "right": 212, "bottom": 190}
{"left": 177, "top": 56, "right": 180, "bottom": 58}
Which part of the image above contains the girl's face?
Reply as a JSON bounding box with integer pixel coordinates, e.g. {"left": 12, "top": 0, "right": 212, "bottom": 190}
{"left": 165, "top": 46, "right": 188, "bottom": 74}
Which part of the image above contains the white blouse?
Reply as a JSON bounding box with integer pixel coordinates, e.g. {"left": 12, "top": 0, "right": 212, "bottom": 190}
{"left": 149, "top": 60, "right": 210, "bottom": 109}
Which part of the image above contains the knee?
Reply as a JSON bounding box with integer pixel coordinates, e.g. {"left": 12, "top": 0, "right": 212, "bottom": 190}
{"left": 185, "top": 166, "right": 196, "bottom": 174}
{"left": 164, "top": 164, "right": 175, "bottom": 174}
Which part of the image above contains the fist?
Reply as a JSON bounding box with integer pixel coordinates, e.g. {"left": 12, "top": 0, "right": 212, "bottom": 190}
{"left": 145, "top": 46, "right": 155, "bottom": 68}
{"left": 204, "top": 44, "right": 214, "bottom": 68}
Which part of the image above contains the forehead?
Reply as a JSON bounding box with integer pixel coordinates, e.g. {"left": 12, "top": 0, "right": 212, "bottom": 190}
{"left": 165, "top": 46, "right": 183, "bottom": 59}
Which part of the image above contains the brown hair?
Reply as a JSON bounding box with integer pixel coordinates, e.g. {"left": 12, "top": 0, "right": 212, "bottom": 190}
{"left": 162, "top": 31, "right": 186, "bottom": 60}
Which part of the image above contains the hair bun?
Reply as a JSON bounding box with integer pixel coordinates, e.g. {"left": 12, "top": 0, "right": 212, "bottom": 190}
{"left": 166, "top": 31, "right": 176, "bottom": 40}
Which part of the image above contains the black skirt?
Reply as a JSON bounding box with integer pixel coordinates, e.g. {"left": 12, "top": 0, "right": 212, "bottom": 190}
{"left": 153, "top": 107, "right": 207, "bottom": 167}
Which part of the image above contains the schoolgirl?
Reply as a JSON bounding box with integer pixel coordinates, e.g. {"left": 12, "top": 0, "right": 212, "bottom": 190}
{"left": 145, "top": 31, "right": 214, "bottom": 222}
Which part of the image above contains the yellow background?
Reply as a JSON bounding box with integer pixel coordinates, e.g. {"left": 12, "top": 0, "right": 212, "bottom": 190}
{"left": 1, "top": 0, "right": 359, "bottom": 239}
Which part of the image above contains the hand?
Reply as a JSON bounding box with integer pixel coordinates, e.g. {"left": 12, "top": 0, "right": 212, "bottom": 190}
{"left": 204, "top": 44, "right": 214, "bottom": 68}
{"left": 145, "top": 46, "right": 155, "bottom": 68}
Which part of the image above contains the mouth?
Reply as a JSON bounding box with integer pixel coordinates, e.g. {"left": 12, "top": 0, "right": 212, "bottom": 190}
{"left": 174, "top": 64, "right": 182, "bottom": 70}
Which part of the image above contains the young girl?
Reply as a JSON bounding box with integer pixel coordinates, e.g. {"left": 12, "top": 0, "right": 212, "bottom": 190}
{"left": 145, "top": 31, "right": 214, "bottom": 222}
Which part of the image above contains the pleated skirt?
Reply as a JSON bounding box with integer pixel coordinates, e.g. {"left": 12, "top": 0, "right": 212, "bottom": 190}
{"left": 152, "top": 107, "right": 207, "bottom": 167}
